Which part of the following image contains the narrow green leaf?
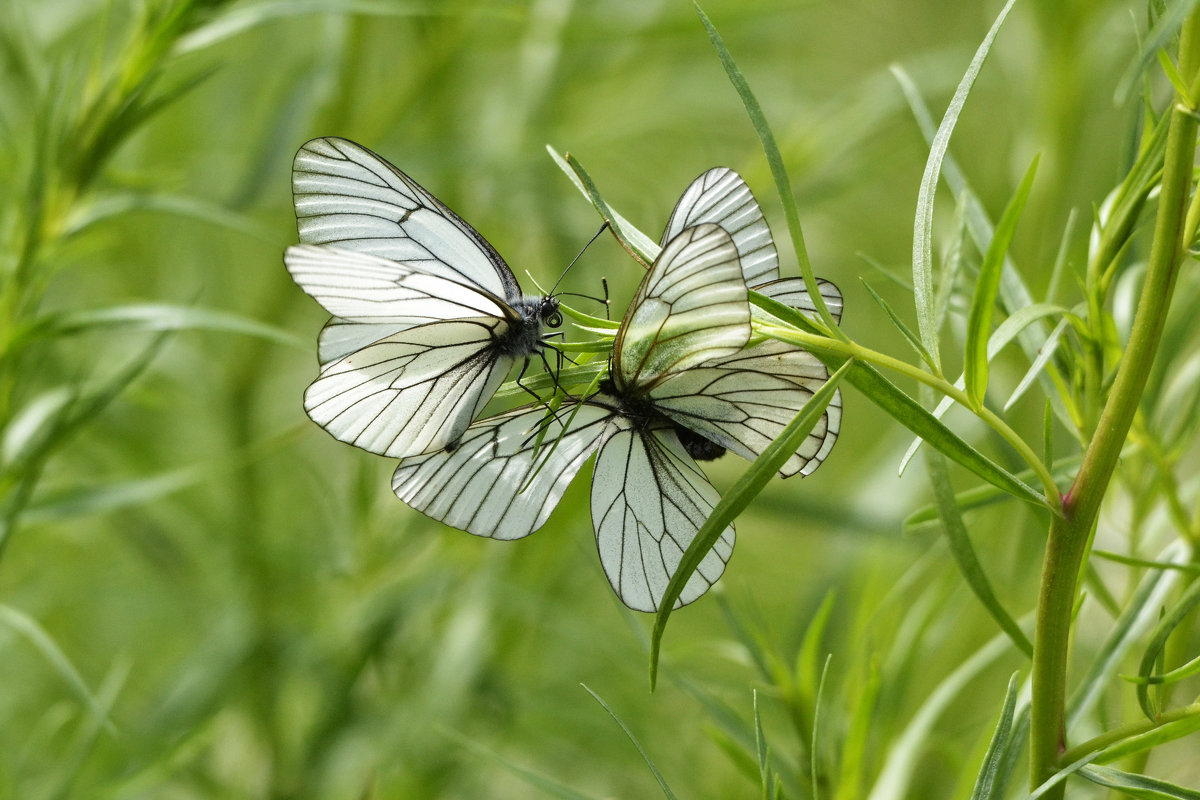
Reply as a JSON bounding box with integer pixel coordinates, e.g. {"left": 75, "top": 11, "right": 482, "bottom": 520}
{"left": 0, "top": 605, "right": 116, "bottom": 733}
{"left": 693, "top": 2, "right": 841, "bottom": 333}
{"left": 903, "top": 457, "right": 1080, "bottom": 533}
{"left": 1067, "top": 540, "right": 1191, "bottom": 727}
{"left": 965, "top": 155, "right": 1039, "bottom": 409}
{"left": 1136, "top": 575, "right": 1200, "bottom": 719}
{"left": 583, "top": 685, "right": 679, "bottom": 800}
{"left": 38, "top": 303, "right": 309, "bottom": 350}
{"left": 866, "top": 630, "right": 1013, "bottom": 800}
{"left": 1115, "top": 0, "right": 1200, "bottom": 103}
{"left": 911, "top": 0, "right": 1019, "bottom": 371}
{"left": 933, "top": 190, "right": 969, "bottom": 333}
{"left": 1091, "top": 549, "right": 1200, "bottom": 573}
{"left": 20, "top": 468, "right": 203, "bottom": 525}
{"left": 751, "top": 292, "right": 1049, "bottom": 509}
{"left": 925, "top": 451, "right": 1033, "bottom": 656}
{"left": 796, "top": 591, "right": 836, "bottom": 704}
{"left": 835, "top": 656, "right": 880, "bottom": 800}
{"left": 65, "top": 192, "right": 273, "bottom": 240}
{"left": 649, "top": 362, "right": 850, "bottom": 688}
{"left": 812, "top": 655, "right": 832, "bottom": 800}
{"left": 438, "top": 726, "right": 602, "bottom": 800}
{"left": 1080, "top": 765, "right": 1200, "bottom": 799}
{"left": 546, "top": 146, "right": 659, "bottom": 265}
{"left": 860, "top": 278, "right": 937, "bottom": 369}
{"left": 1042, "top": 399, "right": 1054, "bottom": 467}
{"left": 1132, "top": 575, "right": 1200, "bottom": 719}
{"left": 1003, "top": 316, "right": 1068, "bottom": 414}
{"left": 969, "top": 673, "right": 1021, "bottom": 800}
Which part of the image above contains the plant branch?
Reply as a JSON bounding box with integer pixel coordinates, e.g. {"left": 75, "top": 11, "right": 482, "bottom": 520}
{"left": 1028, "top": 11, "right": 1200, "bottom": 793}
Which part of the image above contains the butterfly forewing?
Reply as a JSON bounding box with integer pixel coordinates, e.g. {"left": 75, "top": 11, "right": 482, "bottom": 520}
{"left": 661, "top": 167, "right": 779, "bottom": 286}
{"left": 285, "top": 244, "right": 511, "bottom": 325}
{"left": 292, "top": 137, "right": 519, "bottom": 300}
{"left": 590, "top": 421, "right": 735, "bottom": 612}
{"left": 615, "top": 223, "right": 750, "bottom": 392}
{"left": 392, "top": 403, "right": 614, "bottom": 540}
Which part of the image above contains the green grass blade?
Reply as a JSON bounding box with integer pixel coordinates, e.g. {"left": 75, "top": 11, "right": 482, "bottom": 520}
{"left": 693, "top": 1, "right": 841, "bottom": 333}
{"left": 811, "top": 655, "right": 832, "bottom": 800}
{"left": 968, "top": 672, "right": 1021, "bottom": 800}
{"left": 65, "top": 191, "right": 274, "bottom": 240}
{"left": 583, "top": 684, "right": 679, "bottom": 800}
{"left": 1067, "top": 540, "right": 1191, "bottom": 727}
{"left": 1079, "top": 765, "right": 1200, "bottom": 799}
{"left": 649, "top": 361, "right": 850, "bottom": 688}
{"left": 925, "top": 450, "right": 1033, "bottom": 656}
{"left": 834, "top": 655, "right": 880, "bottom": 800}
{"left": 1135, "top": 575, "right": 1200, "bottom": 719}
{"left": 964, "top": 154, "right": 1039, "bottom": 409}
{"left": 911, "top": 0, "right": 1019, "bottom": 372}
{"left": 37, "top": 303, "right": 309, "bottom": 350}
{"left": 751, "top": 292, "right": 1048, "bottom": 508}
{"left": 546, "top": 145, "right": 659, "bottom": 264}
{"left": 860, "top": 278, "right": 937, "bottom": 369}
{"left": 866, "top": 630, "right": 1013, "bottom": 800}
{"left": 1114, "top": 0, "right": 1200, "bottom": 103}
{"left": 0, "top": 604, "right": 116, "bottom": 734}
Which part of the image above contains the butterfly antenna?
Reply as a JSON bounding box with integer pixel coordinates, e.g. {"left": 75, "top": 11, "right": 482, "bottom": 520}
{"left": 549, "top": 221, "right": 610, "bottom": 296}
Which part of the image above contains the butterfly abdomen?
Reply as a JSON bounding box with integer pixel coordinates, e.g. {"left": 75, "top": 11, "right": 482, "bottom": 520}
{"left": 674, "top": 426, "right": 727, "bottom": 461}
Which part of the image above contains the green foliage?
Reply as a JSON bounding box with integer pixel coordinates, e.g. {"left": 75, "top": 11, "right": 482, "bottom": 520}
{"left": 4, "top": 0, "right": 1200, "bottom": 798}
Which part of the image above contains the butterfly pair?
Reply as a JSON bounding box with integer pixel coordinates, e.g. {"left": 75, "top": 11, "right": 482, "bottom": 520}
{"left": 286, "top": 137, "right": 842, "bottom": 612}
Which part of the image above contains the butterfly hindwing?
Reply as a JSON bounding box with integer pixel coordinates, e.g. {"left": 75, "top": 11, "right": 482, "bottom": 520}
{"left": 392, "top": 403, "right": 614, "bottom": 540}
{"left": 304, "top": 319, "right": 514, "bottom": 457}
{"left": 590, "top": 420, "right": 735, "bottom": 612}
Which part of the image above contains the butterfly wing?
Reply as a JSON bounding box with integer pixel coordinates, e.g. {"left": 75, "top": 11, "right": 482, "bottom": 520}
{"left": 292, "top": 137, "right": 521, "bottom": 300}
{"left": 651, "top": 279, "right": 841, "bottom": 477}
{"left": 661, "top": 167, "right": 779, "bottom": 286}
{"left": 285, "top": 244, "right": 515, "bottom": 329}
{"left": 304, "top": 319, "right": 515, "bottom": 457}
{"left": 591, "top": 420, "right": 735, "bottom": 612}
{"left": 615, "top": 223, "right": 751, "bottom": 392}
{"left": 391, "top": 403, "right": 613, "bottom": 540}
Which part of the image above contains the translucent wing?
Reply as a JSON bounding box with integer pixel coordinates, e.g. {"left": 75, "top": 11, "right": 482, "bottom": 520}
{"left": 615, "top": 223, "right": 750, "bottom": 392}
{"left": 392, "top": 403, "right": 614, "bottom": 540}
{"left": 652, "top": 280, "right": 841, "bottom": 477}
{"left": 284, "top": 244, "right": 512, "bottom": 326}
{"left": 304, "top": 319, "right": 514, "bottom": 457}
{"left": 591, "top": 421, "right": 735, "bottom": 612}
{"left": 292, "top": 137, "right": 520, "bottom": 300}
{"left": 661, "top": 167, "right": 779, "bottom": 286}
{"left": 753, "top": 277, "right": 844, "bottom": 325}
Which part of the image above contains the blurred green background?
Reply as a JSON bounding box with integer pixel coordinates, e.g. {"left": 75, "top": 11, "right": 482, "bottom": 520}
{"left": 0, "top": 1, "right": 1155, "bottom": 797}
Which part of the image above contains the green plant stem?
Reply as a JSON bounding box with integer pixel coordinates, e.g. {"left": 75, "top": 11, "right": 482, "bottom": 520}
{"left": 758, "top": 324, "right": 1062, "bottom": 507}
{"left": 1028, "top": 13, "right": 1200, "bottom": 793}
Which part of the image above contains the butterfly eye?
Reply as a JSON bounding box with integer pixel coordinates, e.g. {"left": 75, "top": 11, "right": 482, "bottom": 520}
{"left": 547, "top": 311, "right": 563, "bottom": 328}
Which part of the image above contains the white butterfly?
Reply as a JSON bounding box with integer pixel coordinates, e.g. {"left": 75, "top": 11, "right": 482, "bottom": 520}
{"left": 393, "top": 166, "right": 842, "bottom": 611}
{"left": 285, "top": 137, "right": 563, "bottom": 458}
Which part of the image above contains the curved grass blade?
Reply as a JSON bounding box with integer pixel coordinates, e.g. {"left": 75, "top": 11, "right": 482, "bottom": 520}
{"left": 926, "top": 450, "right": 1033, "bottom": 656}
{"left": 546, "top": 146, "right": 658, "bottom": 265}
{"left": 964, "top": 155, "right": 1039, "bottom": 409}
{"left": 860, "top": 278, "right": 936, "bottom": 370}
{"left": 969, "top": 672, "right": 1021, "bottom": 800}
{"left": 693, "top": 1, "right": 841, "bottom": 334}
{"left": 1079, "top": 765, "right": 1200, "bottom": 799}
{"left": 0, "top": 605, "right": 116, "bottom": 733}
{"left": 649, "top": 361, "right": 850, "bottom": 688}
{"left": 811, "top": 656, "right": 832, "bottom": 800}
{"left": 35, "top": 303, "right": 308, "bottom": 350}
{"left": 911, "top": 0, "right": 1019, "bottom": 371}
{"left": 583, "top": 684, "right": 679, "bottom": 800}
{"left": 1135, "top": 575, "right": 1200, "bottom": 719}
